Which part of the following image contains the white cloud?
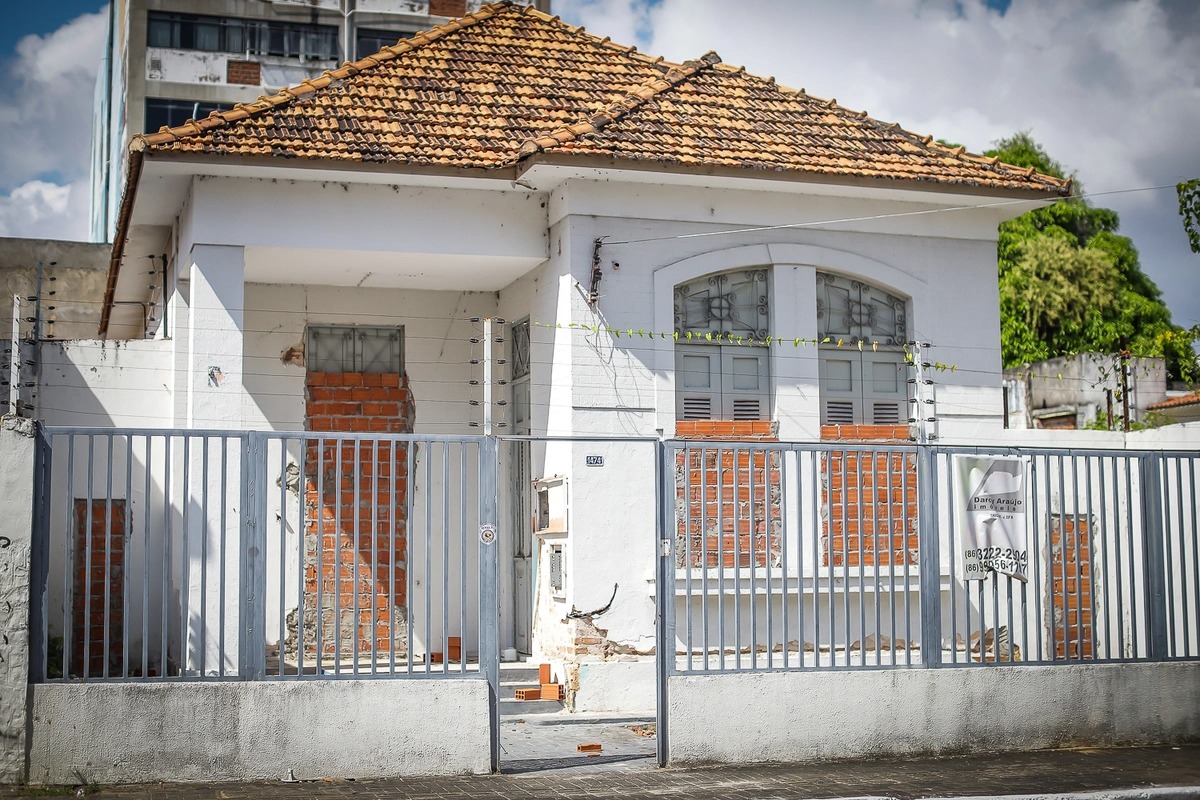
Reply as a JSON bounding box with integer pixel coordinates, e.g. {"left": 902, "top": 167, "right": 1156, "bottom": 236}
{"left": 0, "top": 179, "right": 91, "bottom": 241}
{"left": 556, "top": 0, "right": 1200, "bottom": 328}
{"left": 0, "top": 7, "right": 107, "bottom": 241}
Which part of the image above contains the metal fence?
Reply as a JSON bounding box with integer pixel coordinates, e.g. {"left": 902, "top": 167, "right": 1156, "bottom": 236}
{"left": 29, "top": 428, "right": 498, "bottom": 683}
{"left": 662, "top": 441, "right": 1200, "bottom": 673}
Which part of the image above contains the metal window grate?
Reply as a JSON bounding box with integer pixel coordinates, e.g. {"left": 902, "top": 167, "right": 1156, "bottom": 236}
{"left": 307, "top": 326, "right": 403, "bottom": 374}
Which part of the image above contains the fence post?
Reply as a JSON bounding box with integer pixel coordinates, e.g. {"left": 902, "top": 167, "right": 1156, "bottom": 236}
{"left": 239, "top": 433, "right": 267, "bottom": 679}
{"left": 478, "top": 435, "right": 500, "bottom": 773}
{"left": 654, "top": 439, "right": 674, "bottom": 767}
{"left": 1139, "top": 453, "right": 1169, "bottom": 660}
{"left": 917, "top": 445, "right": 943, "bottom": 667}
{"left": 0, "top": 417, "right": 37, "bottom": 782}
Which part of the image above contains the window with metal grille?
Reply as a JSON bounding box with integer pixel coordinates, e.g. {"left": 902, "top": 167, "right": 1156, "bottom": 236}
{"left": 306, "top": 326, "right": 403, "bottom": 374}
{"left": 816, "top": 272, "right": 909, "bottom": 425}
{"left": 673, "top": 269, "right": 770, "bottom": 420}
{"left": 511, "top": 319, "right": 531, "bottom": 381}
{"left": 355, "top": 28, "right": 415, "bottom": 59}
{"left": 144, "top": 98, "right": 234, "bottom": 133}
{"left": 147, "top": 11, "right": 338, "bottom": 60}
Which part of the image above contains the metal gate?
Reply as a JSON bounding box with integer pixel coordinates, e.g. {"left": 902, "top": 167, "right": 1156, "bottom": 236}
{"left": 30, "top": 427, "right": 502, "bottom": 769}
{"left": 654, "top": 438, "right": 1200, "bottom": 764}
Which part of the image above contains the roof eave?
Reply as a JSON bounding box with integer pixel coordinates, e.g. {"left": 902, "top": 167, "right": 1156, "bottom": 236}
{"left": 515, "top": 150, "right": 1070, "bottom": 201}
{"left": 99, "top": 146, "right": 145, "bottom": 339}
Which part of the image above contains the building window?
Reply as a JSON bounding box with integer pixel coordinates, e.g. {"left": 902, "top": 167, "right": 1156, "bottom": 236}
{"left": 355, "top": 28, "right": 414, "bottom": 59}
{"left": 144, "top": 98, "right": 235, "bottom": 133}
{"left": 307, "top": 326, "right": 404, "bottom": 374}
{"left": 673, "top": 269, "right": 770, "bottom": 420}
{"left": 815, "top": 272, "right": 909, "bottom": 425}
{"left": 148, "top": 11, "right": 338, "bottom": 61}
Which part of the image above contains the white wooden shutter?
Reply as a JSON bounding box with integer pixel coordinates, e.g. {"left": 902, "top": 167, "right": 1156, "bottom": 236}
{"left": 722, "top": 348, "right": 769, "bottom": 420}
{"left": 820, "top": 351, "right": 860, "bottom": 425}
{"left": 676, "top": 345, "right": 720, "bottom": 420}
{"left": 863, "top": 351, "right": 906, "bottom": 425}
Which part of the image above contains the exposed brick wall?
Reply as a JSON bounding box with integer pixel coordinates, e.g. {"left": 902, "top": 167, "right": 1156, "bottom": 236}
{"left": 72, "top": 499, "right": 125, "bottom": 677}
{"left": 299, "top": 371, "right": 415, "bottom": 662}
{"left": 674, "top": 420, "right": 781, "bottom": 570}
{"left": 820, "top": 424, "right": 918, "bottom": 569}
{"left": 1050, "top": 515, "right": 1093, "bottom": 659}
{"left": 429, "top": 0, "right": 467, "bottom": 17}
{"left": 226, "top": 60, "right": 261, "bottom": 86}
{"left": 822, "top": 449, "right": 919, "bottom": 568}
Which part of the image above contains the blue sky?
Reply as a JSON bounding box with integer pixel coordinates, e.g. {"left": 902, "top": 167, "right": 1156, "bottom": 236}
{"left": 0, "top": 0, "right": 1197, "bottom": 332}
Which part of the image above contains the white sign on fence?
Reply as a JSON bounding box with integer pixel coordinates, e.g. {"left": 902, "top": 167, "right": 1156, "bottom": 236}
{"left": 954, "top": 454, "right": 1029, "bottom": 582}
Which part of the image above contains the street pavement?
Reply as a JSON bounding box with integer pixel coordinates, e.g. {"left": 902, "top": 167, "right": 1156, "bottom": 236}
{"left": 4, "top": 728, "right": 1198, "bottom": 799}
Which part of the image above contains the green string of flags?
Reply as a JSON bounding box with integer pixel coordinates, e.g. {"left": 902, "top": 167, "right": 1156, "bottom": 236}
{"left": 530, "top": 321, "right": 959, "bottom": 372}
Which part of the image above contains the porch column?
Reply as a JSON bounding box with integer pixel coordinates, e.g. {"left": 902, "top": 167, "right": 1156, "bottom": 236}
{"left": 183, "top": 245, "right": 245, "bottom": 676}
{"left": 186, "top": 244, "right": 245, "bottom": 430}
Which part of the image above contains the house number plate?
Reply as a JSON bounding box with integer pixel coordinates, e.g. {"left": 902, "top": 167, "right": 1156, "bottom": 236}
{"left": 585, "top": 455, "right": 605, "bottom": 467}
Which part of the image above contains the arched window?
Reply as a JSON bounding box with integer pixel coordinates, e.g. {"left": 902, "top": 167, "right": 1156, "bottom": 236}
{"left": 816, "top": 272, "right": 909, "bottom": 425}
{"left": 673, "top": 268, "right": 770, "bottom": 420}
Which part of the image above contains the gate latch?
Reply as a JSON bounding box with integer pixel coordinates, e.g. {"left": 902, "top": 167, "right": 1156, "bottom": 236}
{"left": 659, "top": 539, "right": 671, "bottom": 557}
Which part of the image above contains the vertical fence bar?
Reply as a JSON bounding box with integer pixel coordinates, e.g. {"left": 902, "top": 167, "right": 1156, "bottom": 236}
{"left": 83, "top": 434, "right": 95, "bottom": 680}
{"left": 1174, "top": 457, "right": 1188, "bottom": 658}
{"left": 479, "top": 436, "right": 500, "bottom": 773}
{"left": 121, "top": 436, "right": 132, "bottom": 678}
{"left": 840, "top": 447, "right": 850, "bottom": 666}
{"left": 459, "top": 442, "right": 467, "bottom": 675}
{"left": 655, "top": 438, "right": 672, "bottom": 768}
{"left": 917, "top": 444, "right": 941, "bottom": 667}
{"left": 142, "top": 435, "right": 152, "bottom": 679}
{"left": 161, "top": 435, "right": 171, "bottom": 677}
{"left": 819, "top": 451, "right": 829, "bottom": 667}
{"left": 406, "top": 442, "right": 415, "bottom": 677}
{"left": 240, "top": 433, "right": 267, "bottom": 680}
{"left": 423, "top": 443, "right": 432, "bottom": 673}
{"left": 29, "top": 426, "right": 52, "bottom": 683}
{"left": 717, "top": 444, "right": 725, "bottom": 670}
{"left": 372, "top": 438, "right": 380, "bottom": 676}
{"left": 277, "top": 439, "right": 287, "bottom": 678}
{"left": 856, "top": 448, "right": 866, "bottom": 667}
{"left": 1140, "top": 454, "right": 1168, "bottom": 661}
{"left": 1030, "top": 455, "right": 1044, "bottom": 662}
{"left": 1191, "top": 457, "right": 1199, "bottom": 658}
{"left": 315, "top": 438, "right": 326, "bottom": 674}
{"left": 103, "top": 435, "right": 113, "bottom": 679}
{"left": 200, "top": 436, "right": 209, "bottom": 677}
{"left": 1097, "top": 455, "right": 1112, "bottom": 660}
{"left": 782, "top": 448, "right": 793, "bottom": 669}
{"left": 388, "top": 438, "right": 398, "bottom": 675}
{"left": 63, "top": 434, "right": 75, "bottom": 679}
{"left": 700, "top": 445, "right": 709, "bottom": 669}
{"left": 1125, "top": 457, "right": 1139, "bottom": 657}
{"left": 684, "top": 444, "right": 693, "bottom": 672}
{"left": 886, "top": 450, "right": 897, "bottom": 666}
{"left": 352, "top": 438, "right": 361, "bottom": 673}
{"left": 181, "top": 435, "right": 191, "bottom": 677}
{"left": 733, "top": 444, "right": 743, "bottom": 670}
{"left": 748, "top": 445, "right": 758, "bottom": 669}
{"left": 441, "top": 441, "right": 450, "bottom": 673}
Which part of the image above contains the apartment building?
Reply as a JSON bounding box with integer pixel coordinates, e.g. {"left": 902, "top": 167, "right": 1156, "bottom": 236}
{"left": 89, "top": 0, "right": 549, "bottom": 242}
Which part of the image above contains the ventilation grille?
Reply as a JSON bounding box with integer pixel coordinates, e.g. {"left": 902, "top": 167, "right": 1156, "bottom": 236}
{"left": 732, "top": 399, "right": 763, "bottom": 420}
{"left": 826, "top": 400, "right": 855, "bottom": 425}
{"left": 682, "top": 396, "right": 712, "bottom": 420}
{"left": 872, "top": 402, "right": 901, "bottom": 425}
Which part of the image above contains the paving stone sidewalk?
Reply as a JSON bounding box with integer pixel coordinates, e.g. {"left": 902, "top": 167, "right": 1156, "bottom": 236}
{"left": 5, "top": 743, "right": 1198, "bottom": 799}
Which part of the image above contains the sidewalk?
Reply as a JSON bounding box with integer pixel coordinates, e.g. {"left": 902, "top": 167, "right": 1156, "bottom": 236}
{"left": 5, "top": 743, "right": 1198, "bottom": 800}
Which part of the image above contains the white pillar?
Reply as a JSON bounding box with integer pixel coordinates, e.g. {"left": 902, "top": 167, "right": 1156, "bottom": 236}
{"left": 186, "top": 244, "right": 245, "bottom": 430}
{"left": 182, "top": 245, "right": 245, "bottom": 674}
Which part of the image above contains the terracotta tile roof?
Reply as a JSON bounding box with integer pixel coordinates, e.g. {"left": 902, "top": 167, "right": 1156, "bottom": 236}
{"left": 1149, "top": 391, "right": 1200, "bottom": 411}
{"left": 131, "top": 2, "right": 1069, "bottom": 195}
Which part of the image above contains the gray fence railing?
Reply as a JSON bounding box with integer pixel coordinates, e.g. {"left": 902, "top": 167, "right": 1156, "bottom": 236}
{"left": 662, "top": 441, "right": 1200, "bottom": 674}
{"left": 30, "top": 428, "right": 498, "bottom": 684}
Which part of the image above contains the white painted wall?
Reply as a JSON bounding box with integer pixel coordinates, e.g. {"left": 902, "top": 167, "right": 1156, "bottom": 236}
{"left": 668, "top": 662, "right": 1200, "bottom": 764}
{"left": 29, "top": 678, "right": 491, "bottom": 784}
{"left": 0, "top": 418, "right": 35, "bottom": 783}
{"left": 39, "top": 340, "right": 174, "bottom": 428}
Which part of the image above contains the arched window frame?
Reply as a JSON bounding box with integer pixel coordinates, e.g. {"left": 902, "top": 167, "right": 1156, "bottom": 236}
{"left": 673, "top": 268, "right": 771, "bottom": 421}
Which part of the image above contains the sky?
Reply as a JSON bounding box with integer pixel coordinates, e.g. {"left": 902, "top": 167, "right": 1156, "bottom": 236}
{"left": 0, "top": 0, "right": 1197, "bottom": 328}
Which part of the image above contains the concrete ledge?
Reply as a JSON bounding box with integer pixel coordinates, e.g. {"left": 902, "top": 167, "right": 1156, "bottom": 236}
{"left": 29, "top": 678, "right": 491, "bottom": 784}
{"left": 668, "top": 662, "right": 1200, "bottom": 765}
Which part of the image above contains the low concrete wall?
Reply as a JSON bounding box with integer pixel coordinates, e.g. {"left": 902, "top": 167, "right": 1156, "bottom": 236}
{"left": 29, "top": 678, "right": 491, "bottom": 784}
{"left": 668, "top": 663, "right": 1200, "bottom": 765}
{"left": 574, "top": 660, "right": 655, "bottom": 714}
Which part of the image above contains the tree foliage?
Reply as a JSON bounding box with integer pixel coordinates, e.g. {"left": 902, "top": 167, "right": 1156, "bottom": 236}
{"left": 986, "top": 133, "right": 1197, "bottom": 383}
{"left": 1180, "top": 178, "right": 1200, "bottom": 254}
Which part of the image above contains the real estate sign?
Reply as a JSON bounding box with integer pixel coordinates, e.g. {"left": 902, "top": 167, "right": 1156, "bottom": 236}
{"left": 954, "top": 455, "right": 1029, "bottom": 582}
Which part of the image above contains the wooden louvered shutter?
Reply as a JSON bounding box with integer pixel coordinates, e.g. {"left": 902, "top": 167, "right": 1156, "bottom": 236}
{"left": 676, "top": 345, "right": 720, "bottom": 420}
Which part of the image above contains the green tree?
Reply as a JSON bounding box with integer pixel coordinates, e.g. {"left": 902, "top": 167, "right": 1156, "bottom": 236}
{"left": 986, "top": 133, "right": 1196, "bottom": 383}
{"left": 1180, "top": 178, "right": 1200, "bottom": 254}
